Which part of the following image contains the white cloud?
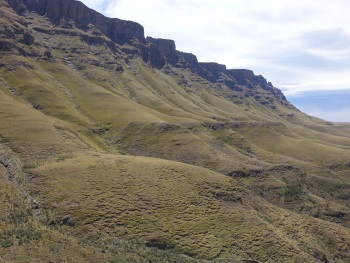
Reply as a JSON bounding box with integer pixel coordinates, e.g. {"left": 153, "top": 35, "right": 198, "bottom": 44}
{"left": 297, "top": 106, "right": 350, "bottom": 122}
{"left": 286, "top": 89, "right": 350, "bottom": 121}
{"left": 79, "top": 0, "right": 114, "bottom": 11}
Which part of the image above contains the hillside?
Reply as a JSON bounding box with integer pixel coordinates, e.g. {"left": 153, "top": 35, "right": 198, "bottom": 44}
{"left": 1, "top": 0, "right": 350, "bottom": 262}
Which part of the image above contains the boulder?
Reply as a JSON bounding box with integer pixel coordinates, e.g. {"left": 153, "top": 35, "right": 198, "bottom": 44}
{"left": 23, "top": 31, "right": 34, "bottom": 45}
{"left": 115, "top": 64, "right": 124, "bottom": 72}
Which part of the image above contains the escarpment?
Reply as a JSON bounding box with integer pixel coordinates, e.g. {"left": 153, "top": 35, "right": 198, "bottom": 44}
{"left": 6, "top": 0, "right": 145, "bottom": 43}
{"left": 5, "top": 0, "right": 289, "bottom": 105}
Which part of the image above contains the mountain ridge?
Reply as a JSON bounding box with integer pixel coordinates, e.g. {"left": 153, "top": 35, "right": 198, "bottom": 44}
{"left": 5, "top": 0, "right": 291, "bottom": 108}
{"left": 6, "top": 0, "right": 146, "bottom": 43}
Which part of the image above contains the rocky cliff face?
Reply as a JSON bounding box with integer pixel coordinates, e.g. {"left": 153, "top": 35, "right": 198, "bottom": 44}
{"left": 177, "top": 51, "right": 199, "bottom": 68}
{"left": 199, "top": 62, "right": 227, "bottom": 78}
{"left": 227, "top": 69, "right": 257, "bottom": 86}
{"left": 5, "top": 0, "right": 288, "bottom": 104}
{"left": 145, "top": 36, "right": 288, "bottom": 104}
{"left": 146, "top": 37, "right": 179, "bottom": 65}
{"left": 145, "top": 37, "right": 288, "bottom": 103}
{"left": 6, "top": 0, "right": 145, "bottom": 43}
{"left": 147, "top": 43, "right": 166, "bottom": 69}
{"left": 198, "top": 62, "right": 227, "bottom": 82}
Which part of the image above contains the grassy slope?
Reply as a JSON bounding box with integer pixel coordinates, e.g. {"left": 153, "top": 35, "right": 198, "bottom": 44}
{"left": 0, "top": 77, "right": 202, "bottom": 263}
{"left": 30, "top": 154, "right": 347, "bottom": 262}
{"left": 0, "top": 143, "right": 112, "bottom": 262}
{"left": 0, "top": 150, "right": 202, "bottom": 263}
{"left": 29, "top": 154, "right": 350, "bottom": 262}
{"left": 1, "top": 1, "right": 350, "bottom": 262}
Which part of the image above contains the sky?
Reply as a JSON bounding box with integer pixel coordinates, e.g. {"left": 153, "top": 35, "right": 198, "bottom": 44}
{"left": 79, "top": 0, "right": 350, "bottom": 122}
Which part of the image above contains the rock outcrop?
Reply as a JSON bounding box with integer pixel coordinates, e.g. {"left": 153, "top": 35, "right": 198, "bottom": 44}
{"left": 145, "top": 35, "right": 288, "bottom": 102}
{"left": 146, "top": 37, "right": 179, "bottom": 65}
{"left": 199, "top": 62, "right": 227, "bottom": 79}
{"left": 147, "top": 43, "right": 166, "bottom": 69}
{"left": 177, "top": 51, "right": 199, "bottom": 68}
{"left": 198, "top": 62, "right": 227, "bottom": 82}
{"left": 6, "top": 0, "right": 145, "bottom": 44}
{"left": 227, "top": 69, "right": 257, "bottom": 86}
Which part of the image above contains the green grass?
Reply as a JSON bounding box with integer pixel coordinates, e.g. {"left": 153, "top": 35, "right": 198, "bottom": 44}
{"left": 27, "top": 154, "right": 350, "bottom": 262}
{"left": 30, "top": 154, "right": 308, "bottom": 261}
{"left": 0, "top": 144, "right": 203, "bottom": 262}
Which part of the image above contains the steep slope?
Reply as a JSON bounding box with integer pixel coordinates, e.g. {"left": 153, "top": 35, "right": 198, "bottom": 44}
{"left": 0, "top": 166, "right": 110, "bottom": 262}
{"left": 1, "top": 0, "right": 350, "bottom": 262}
